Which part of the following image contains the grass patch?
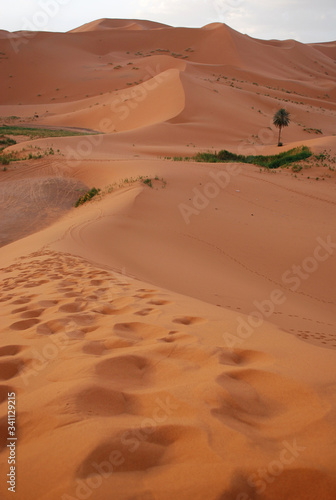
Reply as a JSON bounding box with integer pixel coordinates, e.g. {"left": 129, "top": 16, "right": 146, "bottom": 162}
{"left": 1, "top": 156, "right": 10, "bottom": 165}
{"left": 291, "top": 164, "right": 302, "bottom": 173}
{"left": 176, "top": 146, "right": 312, "bottom": 169}
{"left": 0, "top": 135, "right": 16, "bottom": 150}
{"left": 143, "top": 178, "right": 153, "bottom": 188}
{"left": 0, "top": 125, "right": 94, "bottom": 139}
{"left": 304, "top": 128, "right": 323, "bottom": 134}
{"left": 0, "top": 145, "right": 56, "bottom": 165}
{"left": 75, "top": 187, "right": 101, "bottom": 207}
{"left": 74, "top": 176, "right": 167, "bottom": 207}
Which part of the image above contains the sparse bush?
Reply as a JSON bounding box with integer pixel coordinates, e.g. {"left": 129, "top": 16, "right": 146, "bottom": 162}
{"left": 1, "top": 156, "right": 10, "bottom": 165}
{"left": 75, "top": 187, "right": 101, "bottom": 207}
{"left": 292, "top": 164, "right": 302, "bottom": 173}
{"left": 0, "top": 135, "right": 16, "bottom": 149}
{"left": 143, "top": 178, "right": 153, "bottom": 188}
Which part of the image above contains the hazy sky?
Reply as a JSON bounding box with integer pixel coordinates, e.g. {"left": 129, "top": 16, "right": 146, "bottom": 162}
{"left": 1, "top": 0, "right": 335, "bottom": 43}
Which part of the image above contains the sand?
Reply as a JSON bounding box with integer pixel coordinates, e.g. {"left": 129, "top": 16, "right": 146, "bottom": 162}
{"left": 0, "top": 18, "right": 335, "bottom": 500}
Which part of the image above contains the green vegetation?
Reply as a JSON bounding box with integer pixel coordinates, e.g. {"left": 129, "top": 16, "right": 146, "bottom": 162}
{"left": 0, "top": 125, "right": 94, "bottom": 139}
{"left": 0, "top": 135, "right": 16, "bottom": 164}
{"left": 142, "top": 177, "right": 166, "bottom": 188}
{"left": 174, "top": 146, "right": 313, "bottom": 169}
{"left": 1, "top": 145, "right": 58, "bottom": 165}
{"left": 74, "top": 176, "right": 167, "bottom": 208}
{"left": 291, "top": 164, "right": 302, "bottom": 173}
{"left": 0, "top": 135, "right": 16, "bottom": 149}
{"left": 143, "top": 178, "right": 153, "bottom": 188}
{"left": 304, "top": 127, "right": 323, "bottom": 134}
{"left": 313, "top": 150, "right": 335, "bottom": 163}
{"left": 75, "top": 187, "right": 101, "bottom": 207}
{"left": 0, "top": 126, "right": 94, "bottom": 165}
{"left": 0, "top": 135, "right": 17, "bottom": 164}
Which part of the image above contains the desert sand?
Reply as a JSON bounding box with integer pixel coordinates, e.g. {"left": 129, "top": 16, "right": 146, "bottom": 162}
{"left": 0, "top": 19, "right": 336, "bottom": 500}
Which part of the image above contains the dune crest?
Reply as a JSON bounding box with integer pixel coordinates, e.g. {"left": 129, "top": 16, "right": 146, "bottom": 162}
{"left": 69, "top": 18, "right": 169, "bottom": 33}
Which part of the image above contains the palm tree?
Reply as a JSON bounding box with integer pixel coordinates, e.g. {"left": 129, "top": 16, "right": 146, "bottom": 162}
{"left": 273, "top": 108, "right": 290, "bottom": 146}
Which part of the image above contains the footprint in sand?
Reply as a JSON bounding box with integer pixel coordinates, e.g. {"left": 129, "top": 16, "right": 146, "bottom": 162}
{"left": 38, "top": 300, "right": 59, "bottom": 308}
{"left": 158, "top": 331, "right": 197, "bottom": 344}
{"left": 135, "top": 308, "right": 160, "bottom": 316}
{"left": 90, "top": 279, "right": 106, "bottom": 286}
{"left": 0, "top": 384, "right": 15, "bottom": 404}
{"left": 218, "top": 349, "right": 273, "bottom": 367}
{"left": 10, "top": 318, "right": 40, "bottom": 331}
{"left": 0, "top": 359, "right": 25, "bottom": 380}
{"left": 78, "top": 435, "right": 165, "bottom": 477}
{"left": 37, "top": 319, "right": 70, "bottom": 335}
{"left": 134, "top": 289, "right": 158, "bottom": 299}
{"left": 172, "top": 316, "right": 206, "bottom": 326}
{"left": 92, "top": 303, "right": 132, "bottom": 316}
{"left": 77, "top": 424, "right": 188, "bottom": 478}
{"left": 211, "top": 368, "right": 286, "bottom": 434}
{"left": 0, "top": 417, "right": 11, "bottom": 450}
{"left": 23, "top": 279, "right": 48, "bottom": 288}
{"left": 113, "top": 322, "right": 169, "bottom": 343}
{"left": 58, "top": 301, "right": 88, "bottom": 313}
{"left": 19, "top": 308, "right": 45, "bottom": 319}
{"left": 11, "top": 296, "right": 34, "bottom": 305}
{"left": 147, "top": 299, "right": 172, "bottom": 306}
{"left": 0, "top": 345, "right": 25, "bottom": 357}
{"left": 0, "top": 295, "right": 15, "bottom": 303}
{"left": 95, "top": 354, "right": 154, "bottom": 389}
{"left": 61, "top": 385, "right": 137, "bottom": 418}
{"left": 82, "top": 341, "right": 107, "bottom": 356}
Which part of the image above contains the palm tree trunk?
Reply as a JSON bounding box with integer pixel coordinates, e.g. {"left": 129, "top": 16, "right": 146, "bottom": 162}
{"left": 278, "top": 126, "right": 282, "bottom": 146}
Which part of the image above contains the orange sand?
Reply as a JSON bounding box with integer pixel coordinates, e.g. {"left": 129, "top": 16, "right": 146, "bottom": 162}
{"left": 0, "top": 19, "right": 335, "bottom": 500}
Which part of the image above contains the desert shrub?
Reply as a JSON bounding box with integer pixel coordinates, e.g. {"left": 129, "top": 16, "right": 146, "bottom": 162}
{"left": 292, "top": 164, "right": 302, "bottom": 173}
{"left": 143, "top": 178, "right": 153, "bottom": 188}
{"left": 75, "top": 187, "right": 101, "bottom": 207}
{"left": 0, "top": 135, "right": 16, "bottom": 150}
{"left": 1, "top": 156, "right": 10, "bottom": 165}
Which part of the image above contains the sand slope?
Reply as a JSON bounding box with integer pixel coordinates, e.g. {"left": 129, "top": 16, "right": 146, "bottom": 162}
{"left": 0, "top": 249, "right": 336, "bottom": 500}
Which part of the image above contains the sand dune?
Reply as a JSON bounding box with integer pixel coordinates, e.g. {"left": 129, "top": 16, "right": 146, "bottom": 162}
{"left": 69, "top": 18, "right": 169, "bottom": 33}
{"left": 41, "top": 68, "right": 186, "bottom": 132}
{"left": 0, "top": 249, "right": 336, "bottom": 500}
{"left": 0, "top": 18, "right": 336, "bottom": 500}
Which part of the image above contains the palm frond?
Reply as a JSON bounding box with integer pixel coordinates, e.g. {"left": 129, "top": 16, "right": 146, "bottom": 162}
{"left": 273, "top": 108, "right": 291, "bottom": 128}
